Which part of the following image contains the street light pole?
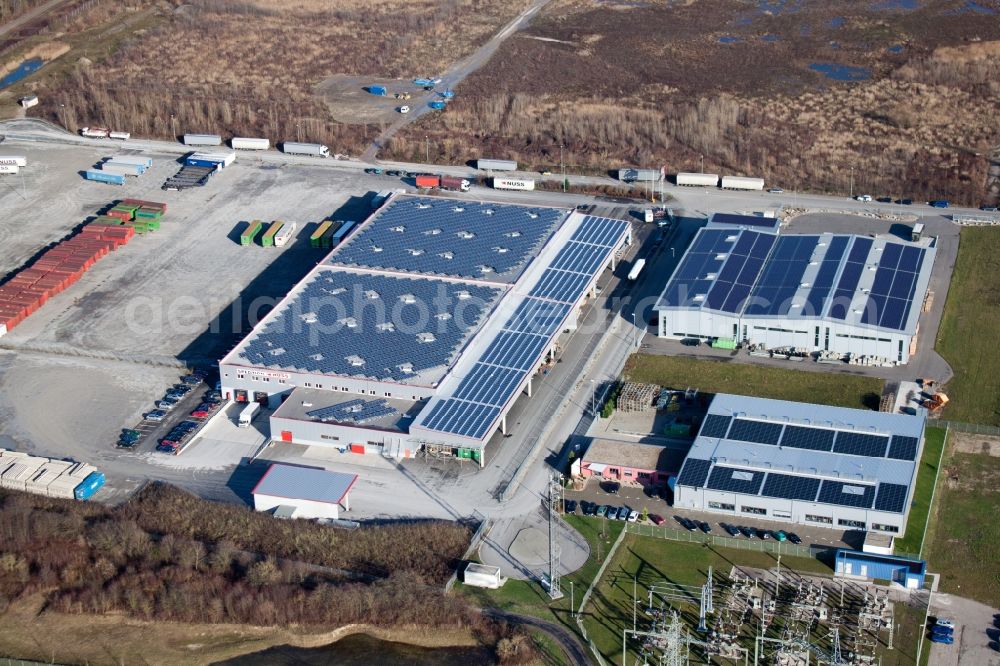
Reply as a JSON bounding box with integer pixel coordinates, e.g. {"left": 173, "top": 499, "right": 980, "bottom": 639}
{"left": 560, "top": 143, "right": 565, "bottom": 192}
{"left": 425, "top": 135, "right": 429, "bottom": 164}
{"left": 570, "top": 580, "right": 575, "bottom": 618}
{"left": 590, "top": 379, "right": 595, "bottom": 416}
{"left": 632, "top": 313, "right": 637, "bottom": 349}
{"left": 850, "top": 166, "right": 854, "bottom": 199}
{"left": 700, "top": 154, "right": 704, "bottom": 173}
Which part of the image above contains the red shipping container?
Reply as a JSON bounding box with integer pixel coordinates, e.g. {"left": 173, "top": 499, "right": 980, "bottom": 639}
{"left": 415, "top": 175, "right": 440, "bottom": 188}
{"left": 122, "top": 198, "right": 166, "bottom": 212}
{"left": 107, "top": 209, "right": 132, "bottom": 222}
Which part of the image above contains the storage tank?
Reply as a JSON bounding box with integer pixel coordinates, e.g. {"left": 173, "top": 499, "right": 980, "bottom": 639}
{"left": 720, "top": 176, "right": 765, "bottom": 191}
{"left": 282, "top": 142, "right": 330, "bottom": 158}
{"left": 231, "top": 137, "right": 270, "bottom": 150}
{"left": 183, "top": 133, "right": 223, "bottom": 146}
{"left": 676, "top": 172, "right": 720, "bottom": 187}
{"left": 476, "top": 158, "right": 517, "bottom": 171}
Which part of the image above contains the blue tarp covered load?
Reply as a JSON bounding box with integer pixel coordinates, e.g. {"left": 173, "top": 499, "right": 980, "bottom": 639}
{"left": 368, "top": 85, "right": 387, "bottom": 96}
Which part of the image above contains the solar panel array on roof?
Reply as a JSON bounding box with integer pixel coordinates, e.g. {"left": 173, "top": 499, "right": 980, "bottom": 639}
{"left": 887, "top": 435, "right": 920, "bottom": 462}
{"left": 706, "top": 466, "right": 766, "bottom": 495}
{"left": 727, "top": 418, "right": 784, "bottom": 445}
{"left": 705, "top": 231, "right": 777, "bottom": 313}
{"left": 677, "top": 458, "right": 712, "bottom": 488}
{"left": 761, "top": 473, "right": 821, "bottom": 501}
{"left": 307, "top": 398, "right": 398, "bottom": 424}
{"left": 780, "top": 425, "right": 836, "bottom": 452}
{"left": 419, "top": 215, "right": 630, "bottom": 441}
{"left": 699, "top": 414, "right": 732, "bottom": 439}
{"left": 874, "top": 482, "right": 909, "bottom": 513}
{"left": 860, "top": 243, "right": 925, "bottom": 330}
{"left": 745, "top": 235, "right": 819, "bottom": 316}
{"left": 711, "top": 213, "right": 781, "bottom": 230}
{"left": 660, "top": 229, "right": 737, "bottom": 308}
{"left": 329, "top": 197, "right": 564, "bottom": 282}
{"left": 818, "top": 480, "right": 876, "bottom": 509}
{"left": 803, "top": 236, "right": 849, "bottom": 316}
{"left": 829, "top": 237, "right": 873, "bottom": 320}
{"left": 239, "top": 271, "right": 501, "bottom": 381}
{"left": 833, "top": 431, "right": 889, "bottom": 458}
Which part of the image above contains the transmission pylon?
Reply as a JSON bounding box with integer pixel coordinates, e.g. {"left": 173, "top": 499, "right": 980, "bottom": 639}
{"left": 547, "top": 473, "right": 564, "bottom": 600}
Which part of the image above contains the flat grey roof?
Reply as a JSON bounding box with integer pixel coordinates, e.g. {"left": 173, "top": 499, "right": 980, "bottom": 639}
{"left": 582, "top": 437, "right": 680, "bottom": 472}
{"left": 252, "top": 463, "right": 358, "bottom": 505}
{"left": 272, "top": 386, "right": 422, "bottom": 433}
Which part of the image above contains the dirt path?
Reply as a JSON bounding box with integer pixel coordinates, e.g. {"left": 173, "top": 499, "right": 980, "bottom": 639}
{"left": 483, "top": 608, "right": 593, "bottom": 666}
{"left": 361, "top": 0, "right": 554, "bottom": 162}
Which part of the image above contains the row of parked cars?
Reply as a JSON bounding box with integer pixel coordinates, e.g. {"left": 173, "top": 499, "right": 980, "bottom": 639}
{"left": 928, "top": 617, "right": 954, "bottom": 645}
{"left": 116, "top": 372, "right": 220, "bottom": 453}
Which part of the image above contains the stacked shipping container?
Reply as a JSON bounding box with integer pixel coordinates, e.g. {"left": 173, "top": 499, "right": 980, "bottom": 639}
{"left": 0, "top": 449, "right": 104, "bottom": 500}
{"left": 0, "top": 200, "right": 166, "bottom": 335}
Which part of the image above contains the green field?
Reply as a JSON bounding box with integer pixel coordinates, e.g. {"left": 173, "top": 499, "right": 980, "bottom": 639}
{"left": 582, "top": 535, "right": 924, "bottom": 665}
{"left": 895, "top": 427, "right": 947, "bottom": 557}
{"left": 936, "top": 227, "right": 1000, "bottom": 426}
{"left": 623, "top": 354, "right": 884, "bottom": 409}
{"left": 925, "top": 445, "right": 1000, "bottom": 607}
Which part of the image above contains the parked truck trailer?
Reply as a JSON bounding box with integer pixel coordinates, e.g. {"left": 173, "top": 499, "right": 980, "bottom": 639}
{"left": 493, "top": 177, "right": 534, "bottom": 191}
{"left": 476, "top": 158, "right": 517, "bottom": 171}
{"left": 282, "top": 142, "right": 330, "bottom": 157}
{"left": 184, "top": 133, "right": 223, "bottom": 146}
{"left": 676, "top": 172, "right": 720, "bottom": 187}
{"left": 231, "top": 137, "right": 270, "bottom": 151}
{"left": 79, "top": 127, "right": 110, "bottom": 139}
{"left": 720, "top": 176, "right": 765, "bottom": 191}
{"left": 0, "top": 156, "right": 27, "bottom": 167}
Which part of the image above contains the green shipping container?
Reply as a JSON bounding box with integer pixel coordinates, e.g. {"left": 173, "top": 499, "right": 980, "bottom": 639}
{"left": 310, "top": 221, "right": 333, "bottom": 248}
{"left": 145, "top": 219, "right": 161, "bottom": 231}
{"left": 126, "top": 222, "right": 147, "bottom": 235}
{"left": 321, "top": 220, "right": 343, "bottom": 249}
{"left": 115, "top": 203, "right": 140, "bottom": 213}
{"left": 93, "top": 216, "right": 123, "bottom": 226}
{"left": 241, "top": 220, "right": 263, "bottom": 246}
{"left": 135, "top": 208, "right": 163, "bottom": 220}
{"left": 458, "top": 448, "right": 471, "bottom": 459}
{"left": 471, "top": 449, "right": 481, "bottom": 463}
{"left": 261, "top": 220, "right": 283, "bottom": 247}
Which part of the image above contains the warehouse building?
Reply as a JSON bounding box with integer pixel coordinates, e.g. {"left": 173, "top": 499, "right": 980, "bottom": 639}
{"left": 653, "top": 213, "right": 936, "bottom": 363}
{"left": 673, "top": 393, "right": 926, "bottom": 537}
{"left": 251, "top": 463, "right": 358, "bottom": 520}
{"left": 571, "top": 437, "right": 680, "bottom": 488}
{"left": 220, "top": 194, "right": 631, "bottom": 465}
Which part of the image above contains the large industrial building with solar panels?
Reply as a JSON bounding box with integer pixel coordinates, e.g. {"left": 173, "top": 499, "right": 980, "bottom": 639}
{"left": 673, "top": 393, "right": 926, "bottom": 536}
{"left": 219, "top": 194, "right": 631, "bottom": 465}
{"left": 653, "top": 213, "right": 936, "bottom": 363}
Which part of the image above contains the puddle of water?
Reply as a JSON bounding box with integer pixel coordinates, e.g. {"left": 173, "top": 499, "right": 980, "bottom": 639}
{"left": 887, "top": 44, "right": 905, "bottom": 53}
{"left": 0, "top": 58, "right": 43, "bottom": 90}
{"left": 719, "top": 36, "right": 742, "bottom": 44}
{"left": 762, "top": 34, "right": 781, "bottom": 42}
{"left": 808, "top": 62, "right": 872, "bottom": 81}
{"left": 871, "top": 0, "right": 922, "bottom": 10}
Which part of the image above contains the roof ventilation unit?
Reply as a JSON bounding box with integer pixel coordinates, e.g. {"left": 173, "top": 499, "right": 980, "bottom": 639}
{"left": 391, "top": 225, "right": 406, "bottom": 232}
{"left": 455, "top": 290, "right": 471, "bottom": 300}
{"left": 406, "top": 248, "right": 424, "bottom": 256}
{"left": 372, "top": 245, "right": 384, "bottom": 252}
{"left": 439, "top": 251, "right": 454, "bottom": 260}
{"left": 400, "top": 294, "right": 417, "bottom": 304}
{"left": 417, "top": 332, "right": 436, "bottom": 343}
{"left": 339, "top": 317, "right": 358, "bottom": 328}
{"left": 483, "top": 208, "right": 495, "bottom": 215}
{"left": 301, "top": 312, "right": 318, "bottom": 324}
{"left": 506, "top": 230, "right": 522, "bottom": 238}
{"left": 376, "top": 322, "right": 395, "bottom": 332}
{"left": 397, "top": 362, "right": 414, "bottom": 374}
{"left": 345, "top": 355, "right": 365, "bottom": 367}
{"left": 364, "top": 290, "right": 380, "bottom": 300}
{"left": 424, "top": 228, "right": 442, "bottom": 235}
{"left": 457, "top": 230, "right": 475, "bottom": 239}
{"left": 416, "top": 203, "right": 431, "bottom": 209}
{"left": 453, "top": 206, "right": 464, "bottom": 212}
{"left": 493, "top": 246, "right": 509, "bottom": 254}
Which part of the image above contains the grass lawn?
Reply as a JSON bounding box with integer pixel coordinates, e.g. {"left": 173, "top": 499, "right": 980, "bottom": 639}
{"left": 623, "top": 354, "right": 884, "bottom": 410}
{"left": 925, "top": 447, "right": 1000, "bottom": 607}
{"left": 455, "top": 516, "right": 626, "bottom": 635}
{"left": 582, "top": 535, "right": 834, "bottom": 664}
{"left": 895, "top": 426, "right": 947, "bottom": 557}
{"left": 936, "top": 227, "right": 1000, "bottom": 426}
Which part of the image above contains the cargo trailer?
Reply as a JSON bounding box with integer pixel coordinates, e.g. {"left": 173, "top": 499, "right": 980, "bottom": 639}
{"left": 492, "top": 177, "right": 534, "bottom": 191}
{"left": 101, "top": 162, "right": 143, "bottom": 177}
{"left": 187, "top": 151, "right": 235, "bottom": 168}
{"left": 282, "top": 142, "right": 330, "bottom": 158}
{"left": 440, "top": 176, "right": 471, "bottom": 192}
{"left": 720, "top": 175, "right": 765, "bottom": 191}
{"left": 618, "top": 167, "right": 663, "bottom": 182}
{"left": 108, "top": 155, "right": 152, "bottom": 168}
{"left": 0, "top": 164, "right": 19, "bottom": 175}
{"left": 184, "top": 133, "right": 223, "bottom": 146}
{"left": 74, "top": 471, "right": 105, "bottom": 500}
{"left": 109, "top": 131, "right": 131, "bottom": 140}
{"left": 628, "top": 258, "right": 647, "bottom": 281}
{"left": 676, "top": 172, "right": 720, "bottom": 187}
{"left": 321, "top": 220, "right": 344, "bottom": 248}
{"left": 261, "top": 221, "right": 283, "bottom": 247}
{"left": 0, "top": 156, "right": 27, "bottom": 167}
{"left": 310, "top": 221, "right": 334, "bottom": 247}
{"left": 241, "top": 220, "right": 264, "bottom": 246}
{"left": 476, "top": 158, "right": 517, "bottom": 171}
{"left": 84, "top": 170, "right": 125, "bottom": 185}
{"left": 273, "top": 221, "right": 297, "bottom": 247}
{"left": 415, "top": 174, "right": 440, "bottom": 188}
{"left": 79, "top": 127, "right": 110, "bottom": 138}
{"left": 231, "top": 137, "right": 270, "bottom": 150}
{"left": 331, "top": 221, "right": 355, "bottom": 245}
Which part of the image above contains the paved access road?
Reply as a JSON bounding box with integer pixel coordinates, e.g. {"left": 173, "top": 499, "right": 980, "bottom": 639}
{"left": 928, "top": 592, "right": 1000, "bottom": 666}
{"left": 483, "top": 608, "right": 593, "bottom": 666}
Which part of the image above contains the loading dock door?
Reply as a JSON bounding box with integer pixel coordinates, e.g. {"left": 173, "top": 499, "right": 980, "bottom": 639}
{"left": 235, "top": 389, "right": 248, "bottom": 403}
{"left": 253, "top": 391, "right": 268, "bottom": 405}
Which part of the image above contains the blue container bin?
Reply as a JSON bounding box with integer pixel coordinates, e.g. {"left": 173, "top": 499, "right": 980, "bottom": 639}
{"left": 74, "top": 471, "right": 105, "bottom": 500}
{"left": 84, "top": 170, "right": 125, "bottom": 185}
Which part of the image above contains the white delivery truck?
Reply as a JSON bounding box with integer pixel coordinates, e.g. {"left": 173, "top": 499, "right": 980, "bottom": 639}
{"left": 238, "top": 402, "right": 260, "bottom": 428}
{"left": 282, "top": 142, "right": 330, "bottom": 158}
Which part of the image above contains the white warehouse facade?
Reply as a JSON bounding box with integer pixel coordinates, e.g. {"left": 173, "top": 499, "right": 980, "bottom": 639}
{"left": 654, "top": 213, "right": 936, "bottom": 363}
{"left": 673, "top": 394, "right": 926, "bottom": 537}
{"left": 220, "top": 194, "right": 631, "bottom": 465}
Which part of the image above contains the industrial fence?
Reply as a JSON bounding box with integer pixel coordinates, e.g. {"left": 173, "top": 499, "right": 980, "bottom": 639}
{"left": 934, "top": 420, "right": 1000, "bottom": 437}
{"left": 626, "top": 522, "right": 818, "bottom": 559}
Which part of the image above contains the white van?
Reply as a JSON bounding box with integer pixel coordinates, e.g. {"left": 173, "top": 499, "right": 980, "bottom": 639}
{"left": 238, "top": 402, "right": 260, "bottom": 428}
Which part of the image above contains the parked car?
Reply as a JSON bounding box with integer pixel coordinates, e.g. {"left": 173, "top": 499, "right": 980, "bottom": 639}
{"left": 934, "top": 618, "right": 955, "bottom": 630}
{"left": 786, "top": 532, "right": 802, "bottom": 545}
{"left": 191, "top": 409, "right": 210, "bottom": 418}
{"left": 929, "top": 633, "right": 954, "bottom": 644}
{"left": 931, "top": 625, "right": 954, "bottom": 637}
{"left": 856, "top": 194, "right": 873, "bottom": 202}
{"left": 582, "top": 501, "right": 597, "bottom": 516}
{"left": 398, "top": 105, "right": 410, "bottom": 114}
{"left": 172, "top": 384, "right": 193, "bottom": 393}
{"left": 757, "top": 528, "right": 771, "bottom": 539}
{"left": 564, "top": 499, "right": 578, "bottom": 514}
{"left": 116, "top": 439, "right": 139, "bottom": 449}
{"left": 601, "top": 481, "right": 621, "bottom": 495}
{"left": 723, "top": 523, "right": 741, "bottom": 537}
{"left": 157, "top": 440, "right": 179, "bottom": 453}
{"left": 181, "top": 375, "right": 202, "bottom": 385}
{"left": 767, "top": 187, "right": 783, "bottom": 193}
{"left": 698, "top": 521, "right": 712, "bottom": 534}
{"left": 774, "top": 530, "right": 788, "bottom": 542}
{"left": 616, "top": 506, "right": 630, "bottom": 521}
{"left": 165, "top": 390, "right": 186, "bottom": 400}
{"left": 981, "top": 205, "right": 999, "bottom": 212}
{"left": 929, "top": 199, "right": 950, "bottom": 208}
{"left": 682, "top": 518, "right": 698, "bottom": 531}
{"left": 120, "top": 429, "right": 141, "bottom": 443}
{"left": 739, "top": 526, "right": 755, "bottom": 539}
{"left": 364, "top": 168, "right": 383, "bottom": 175}
{"left": 649, "top": 514, "right": 665, "bottom": 525}
{"left": 897, "top": 198, "right": 913, "bottom": 205}
{"left": 385, "top": 170, "right": 402, "bottom": 177}
{"left": 628, "top": 510, "right": 639, "bottom": 523}
{"left": 595, "top": 505, "right": 609, "bottom": 518}
{"left": 144, "top": 410, "right": 167, "bottom": 422}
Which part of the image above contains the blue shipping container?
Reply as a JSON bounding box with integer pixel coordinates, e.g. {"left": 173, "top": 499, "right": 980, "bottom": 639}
{"left": 84, "top": 170, "right": 125, "bottom": 185}
{"left": 74, "top": 471, "right": 105, "bottom": 500}
{"left": 185, "top": 158, "right": 222, "bottom": 169}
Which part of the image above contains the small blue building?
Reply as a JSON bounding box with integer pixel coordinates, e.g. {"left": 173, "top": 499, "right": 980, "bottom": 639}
{"left": 834, "top": 549, "right": 926, "bottom": 589}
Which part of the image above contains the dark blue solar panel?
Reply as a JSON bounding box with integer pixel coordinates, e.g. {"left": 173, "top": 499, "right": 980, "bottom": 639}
{"left": 677, "top": 458, "right": 712, "bottom": 488}
{"left": 572, "top": 215, "right": 630, "bottom": 247}
{"left": 833, "top": 431, "right": 889, "bottom": 458}
{"left": 829, "top": 239, "right": 871, "bottom": 320}
{"left": 874, "top": 483, "right": 909, "bottom": 513}
{"left": 804, "top": 237, "right": 850, "bottom": 316}
{"left": 780, "top": 425, "right": 835, "bottom": 452}
{"left": 745, "top": 235, "right": 818, "bottom": 316}
{"left": 817, "top": 480, "right": 876, "bottom": 509}
{"left": 712, "top": 213, "right": 780, "bottom": 229}
{"left": 727, "top": 418, "right": 783, "bottom": 445}
{"left": 702, "top": 231, "right": 775, "bottom": 314}
{"left": 480, "top": 331, "right": 548, "bottom": 371}
{"left": 761, "top": 473, "right": 821, "bottom": 501}
{"left": 881, "top": 242, "right": 903, "bottom": 269}
{"left": 531, "top": 268, "right": 593, "bottom": 303}
{"left": 699, "top": 414, "right": 732, "bottom": 439}
{"left": 847, "top": 237, "right": 873, "bottom": 264}
{"left": 660, "top": 229, "right": 737, "bottom": 307}
{"left": 330, "top": 197, "right": 564, "bottom": 282}
{"left": 239, "top": 271, "right": 501, "bottom": 381}
{"left": 422, "top": 398, "right": 500, "bottom": 439}
{"left": 307, "top": 398, "right": 397, "bottom": 424}
{"left": 706, "top": 466, "right": 766, "bottom": 495}
{"left": 898, "top": 246, "right": 923, "bottom": 273}
{"left": 887, "top": 435, "right": 920, "bottom": 461}
{"left": 550, "top": 241, "right": 609, "bottom": 275}
{"left": 505, "top": 298, "right": 570, "bottom": 336}
{"left": 454, "top": 363, "right": 526, "bottom": 407}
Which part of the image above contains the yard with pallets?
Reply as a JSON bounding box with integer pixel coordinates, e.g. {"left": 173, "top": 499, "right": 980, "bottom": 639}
{"left": 935, "top": 227, "right": 1000, "bottom": 427}
{"left": 582, "top": 534, "right": 926, "bottom": 666}
{"left": 623, "top": 354, "right": 884, "bottom": 410}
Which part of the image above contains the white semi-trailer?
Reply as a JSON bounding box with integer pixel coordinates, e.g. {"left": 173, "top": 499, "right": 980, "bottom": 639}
{"left": 720, "top": 176, "right": 765, "bottom": 191}
{"left": 273, "top": 221, "right": 297, "bottom": 247}
{"left": 492, "top": 177, "right": 535, "bottom": 191}
{"left": 109, "top": 131, "right": 131, "bottom": 140}
{"left": 0, "top": 156, "right": 27, "bottom": 167}
{"left": 676, "top": 172, "right": 720, "bottom": 187}
{"left": 282, "top": 142, "right": 330, "bottom": 157}
{"left": 183, "top": 133, "right": 223, "bottom": 146}
{"left": 80, "top": 127, "right": 110, "bottom": 138}
{"left": 231, "top": 137, "right": 270, "bottom": 150}
{"left": 477, "top": 158, "right": 517, "bottom": 171}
